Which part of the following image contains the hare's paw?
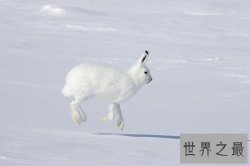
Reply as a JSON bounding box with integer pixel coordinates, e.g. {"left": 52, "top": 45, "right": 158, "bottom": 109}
{"left": 100, "top": 115, "right": 109, "bottom": 123}
{"left": 100, "top": 111, "right": 114, "bottom": 123}
{"left": 71, "top": 111, "right": 83, "bottom": 124}
{"left": 70, "top": 105, "right": 86, "bottom": 125}
{"left": 117, "top": 120, "right": 124, "bottom": 131}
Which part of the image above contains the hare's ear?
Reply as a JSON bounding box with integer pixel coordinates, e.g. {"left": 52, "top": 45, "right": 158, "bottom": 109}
{"left": 138, "top": 50, "right": 149, "bottom": 66}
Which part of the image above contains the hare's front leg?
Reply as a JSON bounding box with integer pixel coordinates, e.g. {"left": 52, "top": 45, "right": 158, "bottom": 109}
{"left": 100, "top": 103, "right": 124, "bottom": 130}
{"left": 115, "top": 104, "right": 124, "bottom": 130}
{"left": 100, "top": 104, "right": 115, "bottom": 122}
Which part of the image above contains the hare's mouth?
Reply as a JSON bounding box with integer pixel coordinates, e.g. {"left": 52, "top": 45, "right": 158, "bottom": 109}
{"left": 147, "top": 77, "right": 152, "bottom": 84}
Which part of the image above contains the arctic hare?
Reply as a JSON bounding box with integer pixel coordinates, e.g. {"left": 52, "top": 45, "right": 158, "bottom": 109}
{"left": 62, "top": 51, "right": 152, "bottom": 130}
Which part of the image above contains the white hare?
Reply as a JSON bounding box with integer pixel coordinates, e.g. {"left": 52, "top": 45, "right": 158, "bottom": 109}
{"left": 62, "top": 51, "right": 152, "bottom": 130}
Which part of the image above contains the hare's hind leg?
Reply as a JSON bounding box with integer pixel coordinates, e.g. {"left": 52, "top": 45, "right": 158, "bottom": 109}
{"left": 70, "top": 97, "right": 87, "bottom": 125}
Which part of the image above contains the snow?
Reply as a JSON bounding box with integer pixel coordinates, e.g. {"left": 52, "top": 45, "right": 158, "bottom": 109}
{"left": 0, "top": 0, "right": 250, "bottom": 165}
{"left": 40, "top": 5, "right": 66, "bottom": 17}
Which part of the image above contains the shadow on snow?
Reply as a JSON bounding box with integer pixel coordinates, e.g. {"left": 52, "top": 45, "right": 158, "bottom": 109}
{"left": 95, "top": 133, "right": 180, "bottom": 139}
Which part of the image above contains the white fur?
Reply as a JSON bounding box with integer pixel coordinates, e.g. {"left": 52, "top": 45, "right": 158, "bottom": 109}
{"left": 62, "top": 51, "right": 152, "bottom": 130}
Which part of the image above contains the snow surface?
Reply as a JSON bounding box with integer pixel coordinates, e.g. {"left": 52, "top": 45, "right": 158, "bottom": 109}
{"left": 0, "top": 0, "right": 250, "bottom": 165}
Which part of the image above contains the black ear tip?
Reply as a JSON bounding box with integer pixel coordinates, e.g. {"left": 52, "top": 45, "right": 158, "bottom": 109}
{"left": 145, "top": 50, "right": 149, "bottom": 55}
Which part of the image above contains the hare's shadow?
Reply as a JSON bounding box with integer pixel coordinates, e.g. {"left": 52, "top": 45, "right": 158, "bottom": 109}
{"left": 95, "top": 133, "right": 180, "bottom": 139}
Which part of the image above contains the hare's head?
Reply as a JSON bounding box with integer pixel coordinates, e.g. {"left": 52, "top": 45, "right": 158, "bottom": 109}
{"left": 129, "top": 51, "right": 153, "bottom": 86}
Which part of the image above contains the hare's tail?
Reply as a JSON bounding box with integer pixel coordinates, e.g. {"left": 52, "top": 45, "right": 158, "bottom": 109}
{"left": 62, "top": 85, "right": 72, "bottom": 97}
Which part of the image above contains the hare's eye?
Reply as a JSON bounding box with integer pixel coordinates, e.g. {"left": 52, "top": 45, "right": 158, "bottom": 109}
{"left": 144, "top": 71, "right": 148, "bottom": 74}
